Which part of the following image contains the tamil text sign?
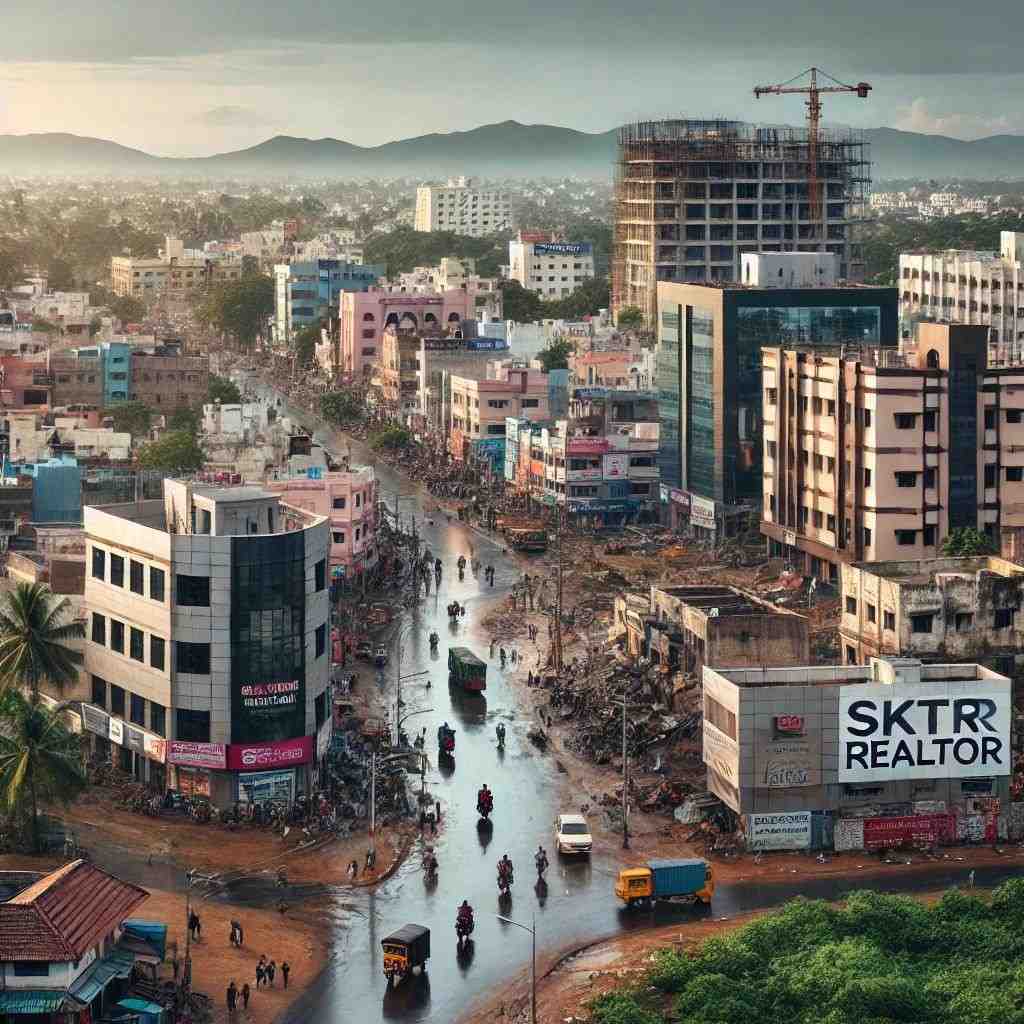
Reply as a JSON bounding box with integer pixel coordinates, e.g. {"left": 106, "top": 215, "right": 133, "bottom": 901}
{"left": 226, "top": 736, "right": 314, "bottom": 771}
{"left": 862, "top": 813, "right": 955, "bottom": 850}
{"left": 168, "top": 741, "right": 227, "bottom": 770}
{"left": 690, "top": 495, "right": 715, "bottom": 530}
{"left": 839, "top": 681, "right": 1011, "bottom": 782}
{"left": 746, "top": 811, "right": 812, "bottom": 851}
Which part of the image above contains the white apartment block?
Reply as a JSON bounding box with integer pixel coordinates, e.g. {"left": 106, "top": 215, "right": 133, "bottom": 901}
{"left": 414, "top": 177, "right": 513, "bottom": 237}
{"left": 900, "top": 231, "right": 1024, "bottom": 364}
{"left": 509, "top": 235, "right": 595, "bottom": 298}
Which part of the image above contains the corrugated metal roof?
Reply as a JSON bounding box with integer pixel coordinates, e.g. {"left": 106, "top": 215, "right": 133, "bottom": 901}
{"left": 0, "top": 990, "right": 68, "bottom": 1013}
{"left": 0, "top": 860, "right": 148, "bottom": 961}
{"left": 68, "top": 947, "right": 136, "bottom": 1005}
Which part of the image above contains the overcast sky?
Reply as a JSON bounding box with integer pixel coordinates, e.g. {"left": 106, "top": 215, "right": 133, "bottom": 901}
{"left": 1, "top": 0, "right": 1021, "bottom": 155}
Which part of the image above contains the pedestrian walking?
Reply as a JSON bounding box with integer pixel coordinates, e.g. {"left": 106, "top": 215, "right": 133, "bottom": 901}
{"left": 435, "top": 800, "right": 442, "bottom": 822}
{"left": 242, "top": 983, "right": 251, "bottom": 1010}
{"left": 236, "top": 922, "right": 244, "bottom": 948}
{"left": 256, "top": 955, "right": 267, "bottom": 989}
{"left": 968, "top": 869, "right": 976, "bottom": 888}
{"left": 282, "top": 961, "right": 291, "bottom": 989}
{"left": 227, "top": 981, "right": 238, "bottom": 1014}
{"left": 267, "top": 960, "right": 277, "bottom": 988}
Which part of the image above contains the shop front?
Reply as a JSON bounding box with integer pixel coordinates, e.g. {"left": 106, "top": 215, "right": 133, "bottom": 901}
{"left": 167, "top": 740, "right": 227, "bottom": 800}
{"left": 81, "top": 703, "right": 166, "bottom": 786}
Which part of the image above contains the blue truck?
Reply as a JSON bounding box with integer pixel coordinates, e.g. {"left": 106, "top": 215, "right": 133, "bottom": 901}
{"left": 614, "top": 858, "right": 714, "bottom": 908}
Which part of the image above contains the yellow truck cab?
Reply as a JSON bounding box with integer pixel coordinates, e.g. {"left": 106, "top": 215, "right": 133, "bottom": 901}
{"left": 615, "top": 858, "right": 714, "bottom": 908}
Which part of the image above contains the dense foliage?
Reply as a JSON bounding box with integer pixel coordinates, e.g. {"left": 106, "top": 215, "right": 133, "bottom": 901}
{"left": 137, "top": 430, "right": 206, "bottom": 474}
{"left": 499, "top": 276, "right": 610, "bottom": 323}
{"left": 941, "top": 527, "right": 995, "bottom": 557}
{"left": 590, "top": 887, "right": 1024, "bottom": 1024}
{"left": 321, "top": 390, "right": 365, "bottom": 425}
{"left": 537, "top": 337, "right": 575, "bottom": 372}
{"left": 617, "top": 305, "right": 644, "bottom": 328}
{"left": 363, "top": 226, "right": 507, "bottom": 278}
{"left": 208, "top": 374, "right": 242, "bottom": 405}
{"left": 194, "top": 272, "right": 274, "bottom": 348}
{"left": 0, "top": 583, "right": 84, "bottom": 698}
{"left": 370, "top": 427, "right": 412, "bottom": 451}
{"left": 105, "top": 400, "right": 153, "bottom": 438}
{"left": 294, "top": 324, "right": 321, "bottom": 367}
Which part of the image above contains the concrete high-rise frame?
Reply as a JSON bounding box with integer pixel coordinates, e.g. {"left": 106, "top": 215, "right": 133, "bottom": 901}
{"left": 612, "top": 119, "right": 870, "bottom": 324}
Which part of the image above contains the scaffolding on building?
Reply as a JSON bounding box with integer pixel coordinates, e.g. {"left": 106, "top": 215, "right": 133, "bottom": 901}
{"left": 611, "top": 119, "right": 871, "bottom": 325}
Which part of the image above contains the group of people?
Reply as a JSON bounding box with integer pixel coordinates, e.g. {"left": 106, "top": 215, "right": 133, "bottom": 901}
{"left": 224, "top": 954, "right": 291, "bottom": 1015}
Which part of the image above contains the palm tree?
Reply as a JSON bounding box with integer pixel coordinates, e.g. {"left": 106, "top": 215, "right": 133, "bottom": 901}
{"left": 0, "top": 582, "right": 84, "bottom": 697}
{"left": 0, "top": 690, "right": 86, "bottom": 852}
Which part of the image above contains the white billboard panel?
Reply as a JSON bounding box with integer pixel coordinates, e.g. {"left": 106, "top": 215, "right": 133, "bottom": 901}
{"left": 838, "top": 681, "right": 1011, "bottom": 782}
{"left": 746, "top": 811, "right": 812, "bottom": 851}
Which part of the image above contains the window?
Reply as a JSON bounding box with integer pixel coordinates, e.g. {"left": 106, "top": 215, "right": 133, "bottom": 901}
{"left": 704, "top": 695, "right": 736, "bottom": 740}
{"left": 863, "top": 409, "right": 872, "bottom": 428}
{"left": 110, "top": 684, "right": 125, "bottom": 716}
{"left": 315, "top": 559, "right": 326, "bottom": 592}
{"left": 91, "top": 547, "right": 105, "bottom": 580}
{"left": 911, "top": 613, "right": 934, "bottom": 633}
{"left": 985, "top": 408, "right": 996, "bottom": 429}
{"left": 995, "top": 608, "right": 1014, "bottom": 628}
{"left": 862, "top": 468, "right": 872, "bottom": 487}
{"left": 177, "top": 641, "right": 211, "bottom": 674}
{"left": 923, "top": 525, "right": 937, "bottom": 546}
{"left": 91, "top": 612, "right": 106, "bottom": 645}
{"left": 845, "top": 596, "right": 857, "bottom": 614}
{"left": 110, "top": 619, "right": 124, "bottom": 653}
{"left": 924, "top": 467, "right": 936, "bottom": 488}
{"left": 867, "top": 603, "right": 876, "bottom": 623}
{"left": 176, "top": 708, "right": 210, "bottom": 743}
{"left": 846, "top": 646, "right": 857, "bottom": 665}
{"left": 923, "top": 410, "right": 937, "bottom": 432}
{"left": 894, "top": 413, "right": 916, "bottom": 429}
{"left": 896, "top": 529, "right": 917, "bottom": 545}
{"left": 130, "top": 627, "right": 145, "bottom": 662}
{"left": 895, "top": 471, "right": 917, "bottom": 488}
{"left": 151, "top": 636, "right": 165, "bottom": 671}
{"left": 109, "top": 553, "right": 124, "bottom": 586}
{"left": 883, "top": 611, "right": 896, "bottom": 631}
{"left": 316, "top": 623, "right": 327, "bottom": 658}
{"left": 985, "top": 464, "right": 998, "bottom": 487}
{"left": 1008, "top": 409, "right": 1023, "bottom": 424}
{"left": 130, "top": 560, "right": 144, "bottom": 595}
{"left": 1008, "top": 467, "right": 1024, "bottom": 482}
{"left": 521, "top": 398, "right": 540, "bottom": 409}
{"left": 150, "top": 567, "right": 165, "bottom": 602}
{"left": 91, "top": 675, "right": 107, "bottom": 707}
{"left": 827, "top": 514, "right": 836, "bottom": 532}
{"left": 130, "top": 693, "right": 145, "bottom": 726}
{"left": 150, "top": 702, "right": 166, "bottom": 736}
{"left": 177, "top": 574, "right": 210, "bottom": 607}
{"left": 862, "top": 527, "right": 872, "bottom": 548}
{"left": 766, "top": 388, "right": 777, "bottom": 405}
{"left": 955, "top": 612, "right": 974, "bottom": 632}
{"left": 332, "top": 496, "right": 346, "bottom": 509}
{"left": 13, "top": 962, "right": 49, "bottom": 977}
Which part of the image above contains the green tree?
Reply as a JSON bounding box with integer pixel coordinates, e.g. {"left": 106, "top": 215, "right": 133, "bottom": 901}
{"left": 195, "top": 273, "right": 274, "bottom": 348}
{"left": 941, "top": 527, "right": 994, "bottom": 556}
{"left": 321, "top": 390, "right": 364, "bottom": 424}
{"left": 617, "top": 305, "right": 645, "bottom": 328}
{"left": 538, "top": 337, "right": 575, "bottom": 372}
{"left": 370, "top": 427, "right": 412, "bottom": 451}
{"left": 167, "top": 406, "right": 201, "bottom": 433}
{"left": 208, "top": 374, "right": 242, "bottom": 405}
{"left": 31, "top": 317, "right": 58, "bottom": 334}
{"left": 138, "top": 430, "right": 206, "bottom": 474}
{"left": 499, "top": 280, "right": 544, "bottom": 323}
{"left": 0, "top": 583, "right": 84, "bottom": 698}
{"left": 545, "top": 277, "right": 610, "bottom": 319}
{"left": 0, "top": 690, "right": 87, "bottom": 853}
{"left": 105, "top": 400, "right": 152, "bottom": 438}
{"left": 295, "top": 324, "right": 321, "bottom": 368}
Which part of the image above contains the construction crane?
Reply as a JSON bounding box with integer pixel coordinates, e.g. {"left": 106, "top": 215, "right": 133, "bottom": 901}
{"left": 753, "top": 67, "right": 871, "bottom": 219}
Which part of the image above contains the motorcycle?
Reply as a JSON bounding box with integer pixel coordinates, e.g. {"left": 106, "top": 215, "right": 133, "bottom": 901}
{"left": 456, "top": 910, "right": 474, "bottom": 947}
{"left": 422, "top": 849, "right": 438, "bottom": 883}
{"left": 438, "top": 726, "right": 456, "bottom": 757}
{"left": 477, "top": 791, "right": 494, "bottom": 821}
{"left": 497, "top": 864, "right": 513, "bottom": 899}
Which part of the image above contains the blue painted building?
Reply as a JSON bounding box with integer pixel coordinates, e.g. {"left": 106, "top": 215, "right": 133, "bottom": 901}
{"left": 274, "top": 259, "right": 384, "bottom": 342}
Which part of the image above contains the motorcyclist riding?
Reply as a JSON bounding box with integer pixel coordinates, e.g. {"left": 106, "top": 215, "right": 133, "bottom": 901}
{"left": 497, "top": 853, "right": 514, "bottom": 888}
{"left": 456, "top": 900, "right": 474, "bottom": 941}
{"left": 422, "top": 846, "right": 438, "bottom": 878}
{"left": 477, "top": 784, "right": 493, "bottom": 817}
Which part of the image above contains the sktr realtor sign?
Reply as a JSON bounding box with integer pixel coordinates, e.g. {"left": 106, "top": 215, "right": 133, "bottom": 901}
{"left": 839, "top": 681, "right": 1011, "bottom": 783}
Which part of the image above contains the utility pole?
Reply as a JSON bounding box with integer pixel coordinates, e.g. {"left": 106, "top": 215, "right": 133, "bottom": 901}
{"left": 553, "top": 506, "right": 564, "bottom": 673}
{"left": 369, "top": 750, "right": 377, "bottom": 857}
{"left": 621, "top": 699, "right": 629, "bottom": 849}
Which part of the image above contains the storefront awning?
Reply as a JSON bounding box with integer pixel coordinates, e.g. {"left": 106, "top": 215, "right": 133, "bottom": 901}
{"left": 69, "top": 946, "right": 136, "bottom": 1004}
{"left": 0, "top": 990, "right": 69, "bottom": 1014}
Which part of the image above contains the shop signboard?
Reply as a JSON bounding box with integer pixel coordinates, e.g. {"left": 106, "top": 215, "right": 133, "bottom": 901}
{"left": 108, "top": 717, "right": 124, "bottom": 746}
{"left": 746, "top": 811, "right": 812, "bottom": 851}
{"left": 81, "top": 703, "right": 110, "bottom": 739}
{"left": 834, "top": 817, "right": 865, "bottom": 852}
{"left": 226, "top": 735, "right": 314, "bottom": 771}
{"left": 669, "top": 489, "right": 690, "bottom": 508}
{"left": 124, "top": 726, "right": 146, "bottom": 754}
{"left": 568, "top": 438, "right": 609, "bottom": 455}
{"left": 533, "top": 242, "right": 591, "bottom": 257}
{"left": 690, "top": 495, "right": 716, "bottom": 530}
{"left": 144, "top": 735, "right": 166, "bottom": 764}
{"left": 862, "top": 813, "right": 955, "bottom": 850}
{"left": 839, "top": 681, "right": 1011, "bottom": 782}
{"left": 603, "top": 453, "right": 628, "bottom": 479}
{"left": 237, "top": 770, "right": 295, "bottom": 804}
{"left": 167, "top": 741, "right": 227, "bottom": 770}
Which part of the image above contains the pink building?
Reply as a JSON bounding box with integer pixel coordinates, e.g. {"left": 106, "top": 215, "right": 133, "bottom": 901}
{"left": 268, "top": 466, "right": 378, "bottom": 583}
{"left": 338, "top": 289, "right": 474, "bottom": 381}
{"left": 449, "top": 367, "right": 549, "bottom": 461}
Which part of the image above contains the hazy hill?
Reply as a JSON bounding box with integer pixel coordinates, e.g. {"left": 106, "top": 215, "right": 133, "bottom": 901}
{"left": 1, "top": 121, "right": 1023, "bottom": 180}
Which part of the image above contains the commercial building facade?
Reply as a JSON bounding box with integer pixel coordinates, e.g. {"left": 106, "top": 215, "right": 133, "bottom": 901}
{"left": 83, "top": 481, "right": 330, "bottom": 805}
{"left": 413, "top": 177, "right": 513, "bottom": 236}
{"left": 655, "top": 270, "right": 897, "bottom": 539}
{"left": 110, "top": 237, "right": 241, "bottom": 299}
{"left": 508, "top": 233, "right": 594, "bottom": 298}
{"left": 703, "top": 656, "right": 1011, "bottom": 851}
{"left": 273, "top": 259, "right": 383, "bottom": 344}
{"left": 613, "top": 120, "right": 869, "bottom": 324}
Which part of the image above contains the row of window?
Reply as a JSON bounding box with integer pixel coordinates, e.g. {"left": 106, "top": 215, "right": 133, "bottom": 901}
{"left": 92, "top": 547, "right": 165, "bottom": 602}
{"left": 91, "top": 675, "right": 166, "bottom": 735}
{"left": 845, "top": 598, "right": 1014, "bottom": 633}
{"left": 91, "top": 612, "right": 166, "bottom": 670}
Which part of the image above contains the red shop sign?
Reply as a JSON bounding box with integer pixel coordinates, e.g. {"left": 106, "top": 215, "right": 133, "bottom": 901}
{"left": 863, "top": 813, "right": 954, "bottom": 850}
{"left": 226, "top": 736, "right": 314, "bottom": 771}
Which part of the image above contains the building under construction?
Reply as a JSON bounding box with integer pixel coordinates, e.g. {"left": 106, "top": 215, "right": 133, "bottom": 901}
{"left": 612, "top": 119, "right": 870, "bottom": 324}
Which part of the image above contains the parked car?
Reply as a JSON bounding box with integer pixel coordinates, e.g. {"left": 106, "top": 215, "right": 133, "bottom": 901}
{"left": 554, "top": 813, "right": 593, "bottom": 855}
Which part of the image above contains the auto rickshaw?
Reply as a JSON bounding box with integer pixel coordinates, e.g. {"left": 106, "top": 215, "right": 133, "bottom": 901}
{"left": 382, "top": 923, "right": 430, "bottom": 985}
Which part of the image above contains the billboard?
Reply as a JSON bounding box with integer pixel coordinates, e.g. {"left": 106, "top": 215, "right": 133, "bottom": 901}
{"left": 226, "top": 736, "right": 314, "bottom": 771}
{"left": 603, "top": 453, "right": 628, "bottom": 479}
{"left": 238, "top": 770, "right": 295, "bottom": 804}
{"left": 533, "top": 242, "right": 591, "bottom": 258}
{"left": 839, "top": 681, "right": 1011, "bottom": 782}
{"left": 862, "top": 813, "right": 955, "bottom": 850}
{"left": 690, "top": 495, "right": 715, "bottom": 529}
{"left": 568, "top": 438, "right": 609, "bottom": 455}
{"left": 168, "top": 741, "right": 227, "bottom": 770}
{"left": 746, "top": 811, "right": 812, "bottom": 851}
{"left": 81, "top": 703, "right": 110, "bottom": 738}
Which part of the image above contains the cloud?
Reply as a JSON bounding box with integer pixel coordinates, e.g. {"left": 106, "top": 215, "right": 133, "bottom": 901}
{"left": 192, "top": 105, "right": 276, "bottom": 128}
{"left": 893, "top": 98, "right": 1022, "bottom": 140}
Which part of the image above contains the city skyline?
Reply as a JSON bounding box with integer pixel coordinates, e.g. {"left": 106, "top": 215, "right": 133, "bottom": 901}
{"left": 2, "top": 0, "right": 1022, "bottom": 155}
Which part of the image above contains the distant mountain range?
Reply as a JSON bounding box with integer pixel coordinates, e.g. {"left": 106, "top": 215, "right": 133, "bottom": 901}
{"left": 3, "top": 121, "right": 1024, "bottom": 181}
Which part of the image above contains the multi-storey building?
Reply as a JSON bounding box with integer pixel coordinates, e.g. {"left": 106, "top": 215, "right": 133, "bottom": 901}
{"left": 336, "top": 289, "right": 475, "bottom": 381}
{"left": 449, "top": 368, "right": 549, "bottom": 469}
{"left": 273, "top": 259, "right": 383, "bottom": 344}
{"left": 899, "top": 231, "right": 1024, "bottom": 364}
{"left": 82, "top": 480, "right": 330, "bottom": 803}
{"left": 760, "top": 322, "right": 1024, "bottom": 581}
{"left": 375, "top": 328, "right": 423, "bottom": 425}
{"left": 414, "top": 177, "right": 513, "bottom": 237}
{"left": 839, "top": 555, "right": 1024, "bottom": 671}
{"left": 129, "top": 344, "right": 209, "bottom": 410}
{"left": 655, "top": 261, "right": 897, "bottom": 538}
{"left": 267, "top": 466, "right": 378, "bottom": 586}
{"left": 613, "top": 120, "right": 870, "bottom": 324}
{"left": 508, "top": 233, "right": 594, "bottom": 298}
{"left": 111, "top": 237, "right": 242, "bottom": 299}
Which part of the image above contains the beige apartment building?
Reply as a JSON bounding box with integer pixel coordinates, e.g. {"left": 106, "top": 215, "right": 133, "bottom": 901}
{"left": 762, "top": 322, "right": 1024, "bottom": 581}
{"left": 111, "top": 237, "right": 241, "bottom": 299}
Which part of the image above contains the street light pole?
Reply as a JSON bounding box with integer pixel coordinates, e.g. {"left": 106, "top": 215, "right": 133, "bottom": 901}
{"left": 494, "top": 913, "right": 537, "bottom": 1024}
{"left": 611, "top": 698, "right": 630, "bottom": 849}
